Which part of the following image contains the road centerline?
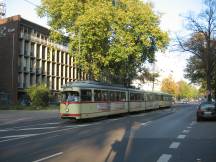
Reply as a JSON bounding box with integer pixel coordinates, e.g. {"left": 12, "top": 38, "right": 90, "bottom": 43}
{"left": 169, "top": 142, "right": 180, "bottom": 149}
{"left": 177, "top": 134, "right": 186, "bottom": 139}
{"left": 157, "top": 154, "right": 172, "bottom": 162}
{"left": 182, "top": 130, "right": 190, "bottom": 134}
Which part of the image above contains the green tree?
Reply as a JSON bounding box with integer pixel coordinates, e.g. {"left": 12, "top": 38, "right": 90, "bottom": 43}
{"left": 177, "top": 80, "right": 200, "bottom": 100}
{"left": 185, "top": 55, "right": 216, "bottom": 100}
{"left": 161, "top": 76, "right": 178, "bottom": 96}
{"left": 27, "top": 84, "right": 50, "bottom": 107}
{"left": 177, "top": 0, "right": 216, "bottom": 101}
{"left": 38, "top": 0, "right": 169, "bottom": 85}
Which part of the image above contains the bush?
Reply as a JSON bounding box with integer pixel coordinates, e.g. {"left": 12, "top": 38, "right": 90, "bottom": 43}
{"left": 27, "top": 84, "right": 50, "bottom": 107}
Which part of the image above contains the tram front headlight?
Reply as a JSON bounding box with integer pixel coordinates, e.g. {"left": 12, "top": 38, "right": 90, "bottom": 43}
{"left": 65, "top": 108, "right": 69, "bottom": 112}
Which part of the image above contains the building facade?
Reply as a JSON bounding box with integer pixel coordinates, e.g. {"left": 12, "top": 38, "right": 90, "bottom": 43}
{"left": 0, "top": 15, "right": 85, "bottom": 104}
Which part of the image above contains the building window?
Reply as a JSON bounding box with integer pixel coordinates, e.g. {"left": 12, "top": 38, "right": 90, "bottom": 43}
{"left": 42, "top": 46, "right": 45, "bottom": 59}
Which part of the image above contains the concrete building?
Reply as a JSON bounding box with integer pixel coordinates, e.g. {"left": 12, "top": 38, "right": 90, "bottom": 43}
{"left": 0, "top": 15, "right": 85, "bottom": 104}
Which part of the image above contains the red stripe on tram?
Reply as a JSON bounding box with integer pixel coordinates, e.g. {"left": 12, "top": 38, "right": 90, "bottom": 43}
{"left": 61, "top": 113, "right": 81, "bottom": 117}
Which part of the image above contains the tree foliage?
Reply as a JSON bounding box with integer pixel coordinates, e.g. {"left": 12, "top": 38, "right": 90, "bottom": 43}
{"left": 37, "top": 0, "right": 169, "bottom": 85}
{"left": 26, "top": 84, "right": 50, "bottom": 107}
{"left": 161, "top": 77, "right": 200, "bottom": 100}
{"left": 177, "top": 0, "right": 216, "bottom": 101}
{"left": 185, "top": 55, "right": 216, "bottom": 99}
{"left": 161, "top": 76, "right": 178, "bottom": 96}
{"left": 177, "top": 80, "right": 199, "bottom": 100}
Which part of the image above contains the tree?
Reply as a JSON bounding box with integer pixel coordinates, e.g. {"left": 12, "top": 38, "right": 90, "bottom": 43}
{"left": 37, "top": 0, "right": 169, "bottom": 85}
{"left": 136, "top": 66, "right": 159, "bottom": 90}
{"left": 177, "top": 80, "right": 200, "bottom": 100}
{"left": 185, "top": 55, "right": 216, "bottom": 100}
{"left": 27, "top": 84, "right": 50, "bottom": 107}
{"left": 177, "top": 0, "right": 216, "bottom": 101}
{"left": 161, "top": 76, "right": 178, "bottom": 96}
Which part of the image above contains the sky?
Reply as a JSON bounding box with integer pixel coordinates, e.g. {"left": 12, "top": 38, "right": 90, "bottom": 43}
{"left": 4, "top": 0, "right": 204, "bottom": 88}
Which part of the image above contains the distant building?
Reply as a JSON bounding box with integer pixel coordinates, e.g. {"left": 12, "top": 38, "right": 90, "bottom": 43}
{"left": 0, "top": 15, "right": 86, "bottom": 104}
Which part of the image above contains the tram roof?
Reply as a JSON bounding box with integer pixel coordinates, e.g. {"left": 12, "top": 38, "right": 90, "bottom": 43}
{"left": 61, "top": 81, "right": 172, "bottom": 96}
{"left": 62, "top": 80, "right": 128, "bottom": 91}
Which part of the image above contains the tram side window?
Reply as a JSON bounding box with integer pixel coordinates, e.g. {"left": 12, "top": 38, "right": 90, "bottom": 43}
{"left": 81, "top": 89, "right": 92, "bottom": 101}
{"left": 121, "top": 92, "right": 126, "bottom": 101}
{"left": 160, "top": 95, "right": 163, "bottom": 101}
{"left": 101, "top": 91, "right": 109, "bottom": 101}
{"left": 144, "top": 94, "right": 147, "bottom": 102}
{"left": 94, "top": 90, "right": 102, "bottom": 101}
{"left": 110, "top": 91, "right": 116, "bottom": 101}
{"left": 130, "top": 93, "right": 135, "bottom": 101}
{"left": 130, "top": 93, "right": 142, "bottom": 101}
{"left": 146, "top": 94, "right": 151, "bottom": 102}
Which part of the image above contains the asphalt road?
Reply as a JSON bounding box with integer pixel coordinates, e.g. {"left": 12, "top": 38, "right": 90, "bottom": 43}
{"left": 0, "top": 104, "right": 216, "bottom": 162}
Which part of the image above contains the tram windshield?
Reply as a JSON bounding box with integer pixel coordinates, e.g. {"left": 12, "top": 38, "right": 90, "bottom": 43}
{"left": 61, "top": 91, "right": 80, "bottom": 102}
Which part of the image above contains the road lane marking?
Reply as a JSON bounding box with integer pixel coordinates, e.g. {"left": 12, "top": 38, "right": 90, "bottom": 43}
{"left": 177, "top": 135, "right": 186, "bottom": 139}
{"left": 19, "top": 127, "right": 58, "bottom": 131}
{"left": 0, "top": 126, "right": 60, "bottom": 132}
{"left": 0, "top": 118, "right": 31, "bottom": 126}
{"left": 32, "top": 152, "right": 63, "bottom": 162}
{"left": 182, "top": 130, "right": 190, "bottom": 134}
{"left": 169, "top": 142, "right": 180, "bottom": 149}
{"left": 187, "top": 126, "right": 192, "bottom": 129}
{"left": 0, "top": 125, "right": 89, "bottom": 143}
{"left": 0, "top": 134, "right": 38, "bottom": 139}
{"left": 190, "top": 121, "right": 196, "bottom": 126}
{"left": 1, "top": 122, "right": 62, "bottom": 130}
{"left": 140, "top": 121, "right": 152, "bottom": 126}
{"left": 157, "top": 154, "right": 172, "bottom": 162}
{"left": 0, "top": 129, "right": 10, "bottom": 132}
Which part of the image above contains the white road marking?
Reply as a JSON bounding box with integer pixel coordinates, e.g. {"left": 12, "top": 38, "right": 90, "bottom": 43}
{"left": 19, "top": 127, "right": 58, "bottom": 131}
{"left": 0, "top": 137, "right": 28, "bottom": 143}
{"left": 32, "top": 152, "right": 63, "bottom": 162}
{"left": 190, "top": 121, "right": 196, "bottom": 126}
{"left": 169, "top": 142, "right": 180, "bottom": 149}
{"left": 140, "top": 121, "right": 152, "bottom": 126}
{"left": 0, "top": 129, "right": 10, "bottom": 132}
{"left": 0, "top": 125, "right": 87, "bottom": 143}
{"left": 177, "top": 135, "right": 186, "bottom": 139}
{"left": 2, "top": 122, "right": 62, "bottom": 131}
{"left": 182, "top": 130, "right": 190, "bottom": 134}
{"left": 157, "top": 154, "right": 172, "bottom": 162}
{"left": 0, "top": 118, "right": 31, "bottom": 126}
{"left": 196, "top": 158, "right": 202, "bottom": 162}
{"left": 187, "top": 126, "right": 192, "bottom": 129}
{"left": 0, "top": 134, "right": 38, "bottom": 139}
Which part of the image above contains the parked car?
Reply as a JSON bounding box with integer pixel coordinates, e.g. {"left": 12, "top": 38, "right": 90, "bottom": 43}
{"left": 196, "top": 101, "right": 216, "bottom": 121}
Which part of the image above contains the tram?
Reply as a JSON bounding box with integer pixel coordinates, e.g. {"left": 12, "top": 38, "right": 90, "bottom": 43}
{"left": 60, "top": 81, "right": 172, "bottom": 120}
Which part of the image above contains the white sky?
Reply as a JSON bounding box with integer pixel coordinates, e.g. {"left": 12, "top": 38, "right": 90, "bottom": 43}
{"left": 5, "top": 0, "right": 204, "bottom": 87}
{"left": 149, "top": 0, "right": 203, "bottom": 84}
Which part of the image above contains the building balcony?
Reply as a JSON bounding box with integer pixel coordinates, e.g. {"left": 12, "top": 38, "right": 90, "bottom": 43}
{"left": 18, "top": 66, "right": 22, "bottom": 72}
{"left": 36, "top": 68, "right": 41, "bottom": 75}
{"left": 30, "top": 67, "right": 34, "bottom": 73}
{"left": 30, "top": 52, "right": 35, "bottom": 58}
{"left": 42, "top": 70, "right": 46, "bottom": 75}
{"left": 23, "top": 66, "right": 28, "bottom": 73}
